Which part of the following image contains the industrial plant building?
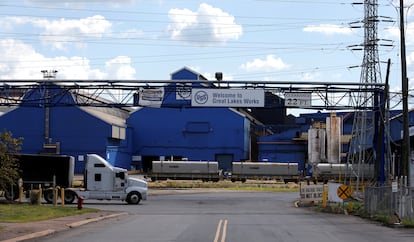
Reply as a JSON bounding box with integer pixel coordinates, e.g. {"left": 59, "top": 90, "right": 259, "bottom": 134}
{"left": 0, "top": 67, "right": 412, "bottom": 178}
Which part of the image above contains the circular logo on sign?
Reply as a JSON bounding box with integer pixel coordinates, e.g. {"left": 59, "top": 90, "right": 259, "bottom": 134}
{"left": 194, "top": 90, "right": 208, "bottom": 104}
{"left": 176, "top": 85, "right": 191, "bottom": 99}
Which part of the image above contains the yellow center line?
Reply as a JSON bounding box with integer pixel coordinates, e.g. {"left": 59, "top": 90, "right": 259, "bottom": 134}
{"left": 214, "top": 219, "right": 223, "bottom": 242}
{"left": 214, "top": 219, "right": 228, "bottom": 242}
{"left": 221, "top": 219, "right": 228, "bottom": 242}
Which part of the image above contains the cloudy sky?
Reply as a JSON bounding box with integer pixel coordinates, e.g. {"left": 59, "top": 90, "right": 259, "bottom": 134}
{"left": 0, "top": 0, "right": 413, "bottom": 111}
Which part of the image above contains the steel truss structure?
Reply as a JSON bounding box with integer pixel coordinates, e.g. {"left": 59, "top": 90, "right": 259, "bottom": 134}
{"left": 0, "top": 79, "right": 385, "bottom": 110}
{"left": 346, "top": 0, "right": 386, "bottom": 190}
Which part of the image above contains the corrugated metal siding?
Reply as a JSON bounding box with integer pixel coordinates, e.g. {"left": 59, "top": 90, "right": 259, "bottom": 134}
{"left": 128, "top": 106, "right": 249, "bottom": 162}
{"left": 257, "top": 128, "right": 307, "bottom": 170}
{"left": 0, "top": 85, "right": 130, "bottom": 173}
{"left": 0, "top": 107, "right": 47, "bottom": 152}
{"left": 80, "top": 107, "right": 128, "bottom": 127}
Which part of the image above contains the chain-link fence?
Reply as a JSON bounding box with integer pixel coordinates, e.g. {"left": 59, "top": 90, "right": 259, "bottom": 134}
{"left": 364, "top": 182, "right": 414, "bottom": 220}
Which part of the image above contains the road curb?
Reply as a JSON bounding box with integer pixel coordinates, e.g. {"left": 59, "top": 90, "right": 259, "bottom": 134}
{"left": 66, "top": 212, "right": 128, "bottom": 228}
{"left": 0, "top": 212, "right": 128, "bottom": 242}
{"left": 0, "top": 229, "right": 56, "bottom": 242}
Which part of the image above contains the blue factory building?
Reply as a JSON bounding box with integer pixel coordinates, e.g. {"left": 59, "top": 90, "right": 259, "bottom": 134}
{"left": 0, "top": 83, "right": 130, "bottom": 173}
{"left": 0, "top": 66, "right": 412, "bottom": 180}
{"left": 128, "top": 67, "right": 252, "bottom": 172}
{"left": 0, "top": 67, "right": 257, "bottom": 174}
{"left": 128, "top": 106, "right": 250, "bottom": 172}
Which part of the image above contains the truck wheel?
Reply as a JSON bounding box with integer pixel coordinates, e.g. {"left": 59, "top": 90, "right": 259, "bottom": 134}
{"left": 126, "top": 191, "right": 141, "bottom": 205}
{"left": 44, "top": 190, "right": 55, "bottom": 204}
{"left": 64, "top": 190, "right": 76, "bottom": 204}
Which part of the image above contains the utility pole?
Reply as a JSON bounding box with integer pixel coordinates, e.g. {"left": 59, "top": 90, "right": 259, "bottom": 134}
{"left": 400, "top": 0, "right": 410, "bottom": 185}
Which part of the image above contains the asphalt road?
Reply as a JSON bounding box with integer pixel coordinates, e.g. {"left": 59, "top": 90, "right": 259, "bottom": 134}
{"left": 27, "top": 191, "right": 414, "bottom": 242}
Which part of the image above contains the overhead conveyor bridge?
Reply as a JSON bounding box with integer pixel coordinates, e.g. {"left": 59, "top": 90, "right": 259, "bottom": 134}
{"left": 0, "top": 79, "right": 385, "bottom": 110}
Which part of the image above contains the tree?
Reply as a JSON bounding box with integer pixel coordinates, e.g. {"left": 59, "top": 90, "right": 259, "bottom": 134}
{"left": 0, "top": 130, "right": 23, "bottom": 192}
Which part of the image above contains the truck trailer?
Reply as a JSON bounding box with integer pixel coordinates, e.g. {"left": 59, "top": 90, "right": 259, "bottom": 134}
{"left": 151, "top": 160, "right": 220, "bottom": 182}
{"left": 231, "top": 162, "right": 300, "bottom": 183}
{"left": 5, "top": 154, "right": 147, "bottom": 205}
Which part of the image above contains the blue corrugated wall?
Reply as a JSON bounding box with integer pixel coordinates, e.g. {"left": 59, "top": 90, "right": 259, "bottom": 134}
{"left": 258, "top": 129, "right": 306, "bottom": 170}
{"left": 0, "top": 105, "right": 122, "bottom": 173}
{"left": 0, "top": 84, "right": 129, "bottom": 173}
{"left": 126, "top": 67, "right": 251, "bottom": 171}
{"left": 128, "top": 106, "right": 250, "bottom": 169}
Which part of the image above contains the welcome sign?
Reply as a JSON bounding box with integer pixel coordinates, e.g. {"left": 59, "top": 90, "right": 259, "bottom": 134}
{"left": 191, "top": 88, "right": 265, "bottom": 107}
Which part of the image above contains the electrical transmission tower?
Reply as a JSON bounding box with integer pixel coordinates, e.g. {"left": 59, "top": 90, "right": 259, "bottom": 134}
{"left": 347, "top": 0, "right": 386, "bottom": 191}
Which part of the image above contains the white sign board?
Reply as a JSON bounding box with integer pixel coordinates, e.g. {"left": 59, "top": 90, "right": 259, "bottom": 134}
{"left": 139, "top": 87, "right": 164, "bottom": 107}
{"left": 191, "top": 88, "right": 265, "bottom": 107}
{"left": 392, "top": 181, "right": 398, "bottom": 193}
{"left": 176, "top": 83, "right": 192, "bottom": 100}
{"left": 285, "top": 92, "right": 312, "bottom": 107}
{"left": 300, "top": 184, "right": 324, "bottom": 202}
{"left": 328, "top": 182, "right": 343, "bottom": 203}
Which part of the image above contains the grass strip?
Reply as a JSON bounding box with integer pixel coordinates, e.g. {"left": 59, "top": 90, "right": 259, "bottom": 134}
{"left": 149, "top": 180, "right": 299, "bottom": 192}
{"left": 0, "top": 203, "right": 98, "bottom": 223}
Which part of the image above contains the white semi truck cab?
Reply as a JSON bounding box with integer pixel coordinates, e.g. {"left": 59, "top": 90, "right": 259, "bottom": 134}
{"left": 44, "top": 154, "right": 147, "bottom": 205}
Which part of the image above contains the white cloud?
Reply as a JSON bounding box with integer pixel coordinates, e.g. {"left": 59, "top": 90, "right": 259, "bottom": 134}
{"left": 0, "top": 39, "right": 135, "bottom": 79}
{"left": 303, "top": 24, "right": 353, "bottom": 35}
{"left": 105, "top": 56, "right": 136, "bottom": 79}
{"left": 0, "top": 39, "right": 49, "bottom": 79}
{"left": 240, "top": 55, "right": 290, "bottom": 72}
{"left": 36, "top": 15, "right": 112, "bottom": 50}
{"left": 167, "top": 3, "right": 242, "bottom": 46}
{"left": 53, "top": 56, "right": 106, "bottom": 79}
{"left": 385, "top": 26, "right": 399, "bottom": 39}
{"left": 0, "top": 15, "right": 112, "bottom": 50}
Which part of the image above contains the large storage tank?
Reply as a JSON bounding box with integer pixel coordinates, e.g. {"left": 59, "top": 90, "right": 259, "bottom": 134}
{"left": 326, "top": 113, "right": 342, "bottom": 163}
{"left": 308, "top": 124, "right": 326, "bottom": 164}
